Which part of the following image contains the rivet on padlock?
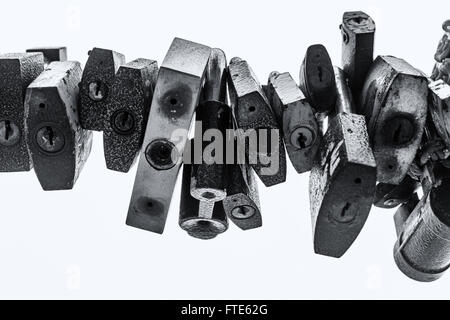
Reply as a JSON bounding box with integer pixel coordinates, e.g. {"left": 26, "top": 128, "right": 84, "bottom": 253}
{"left": 180, "top": 163, "right": 228, "bottom": 240}
{"left": 266, "top": 71, "right": 320, "bottom": 174}
{"left": 190, "top": 49, "right": 229, "bottom": 203}
{"left": 340, "top": 11, "right": 376, "bottom": 97}
{"left": 394, "top": 178, "right": 450, "bottom": 282}
{"left": 26, "top": 47, "right": 67, "bottom": 66}
{"left": 228, "top": 57, "right": 287, "bottom": 187}
{"left": 0, "top": 53, "right": 44, "bottom": 172}
{"left": 359, "top": 56, "right": 428, "bottom": 185}
{"left": 103, "top": 58, "right": 159, "bottom": 172}
{"left": 374, "top": 175, "right": 420, "bottom": 209}
{"left": 309, "top": 67, "right": 377, "bottom": 258}
{"left": 79, "top": 48, "right": 125, "bottom": 131}
{"left": 126, "top": 38, "right": 211, "bottom": 234}
{"left": 25, "top": 61, "right": 92, "bottom": 191}
{"left": 299, "top": 45, "right": 337, "bottom": 114}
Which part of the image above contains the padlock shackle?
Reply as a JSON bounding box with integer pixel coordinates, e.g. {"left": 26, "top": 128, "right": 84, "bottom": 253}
{"left": 203, "top": 48, "right": 228, "bottom": 104}
{"left": 334, "top": 66, "right": 355, "bottom": 114}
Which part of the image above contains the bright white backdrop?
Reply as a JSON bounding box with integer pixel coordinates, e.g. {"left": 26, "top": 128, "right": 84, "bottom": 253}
{"left": 0, "top": 0, "right": 449, "bottom": 299}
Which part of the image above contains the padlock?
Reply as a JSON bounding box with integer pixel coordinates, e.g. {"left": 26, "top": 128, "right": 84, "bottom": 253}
{"left": 394, "top": 178, "right": 450, "bottom": 282}
{"left": 359, "top": 56, "right": 428, "bottom": 185}
{"left": 340, "top": 11, "right": 376, "bottom": 97}
{"left": 266, "top": 71, "right": 320, "bottom": 174}
{"left": 26, "top": 47, "right": 67, "bottom": 65}
{"left": 299, "top": 44, "right": 337, "bottom": 114}
{"left": 180, "top": 163, "right": 228, "bottom": 240}
{"left": 103, "top": 58, "right": 158, "bottom": 172}
{"left": 393, "top": 193, "right": 420, "bottom": 237}
{"left": 374, "top": 175, "right": 420, "bottom": 209}
{"left": 126, "top": 38, "right": 211, "bottom": 234}
{"left": 79, "top": 48, "right": 125, "bottom": 131}
{"left": 0, "top": 53, "right": 44, "bottom": 172}
{"left": 190, "top": 49, "right": 229, "bottom": 203}
{"left": 309, "top": 67, "right": 377, "bottom": 258}
{"left": 223, "top": 163, "right": 262, "bottom": 230}
{"left": 25, "top": 61, "right": 92, "bottom": 191}
{"left": 228, "top": 57, "right": 287, "bottom": 187}
{"left": 428, "top": 80, "right": 450, "bottom": 149}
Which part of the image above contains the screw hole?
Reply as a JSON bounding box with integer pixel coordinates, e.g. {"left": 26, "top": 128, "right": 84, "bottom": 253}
{"left": 39, "top": 103, "right": 46, "bottom": 109}
{"left": 347, "top": 129, "right": 353, "bottom": 134}
{"left": 354, "top": 178, "right": 362, "bottom": 184}
{"left": 249, "top": 106, "right": 256, "bottom": 112}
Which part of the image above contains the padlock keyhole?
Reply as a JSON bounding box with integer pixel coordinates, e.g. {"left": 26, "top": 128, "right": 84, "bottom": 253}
{"left": 45, "top": 126, "right": 55, "bottom": 146}
{"left": 4, "top": 120, "right": 12, "bottom": 141}
{"left": 317, "top": 66, "right": 323, "bottom": 82}
{"left": 298, "top": 133, "right": 307, "bottom": 149}
{"left": 341, "top": 202, "right": 351, "bottom": 218}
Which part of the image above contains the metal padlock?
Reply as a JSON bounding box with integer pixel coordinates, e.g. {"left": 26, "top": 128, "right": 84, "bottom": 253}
{"left": 25, "top": 61, "right": 92, "bottom": 191}
{"left": 79, "top": 48, "right": 125, "bottom": 131}
{"left": 0, "top": 53, "right": 44, "bottom": 172}
{"left": 190, "top": 49, "right": 229, "bottom": 203}
{"left": 394, "top": 178, "right": 450, "bottom": 282}
{"left": 340, "top": 11, "right": 376, "bottom": 97}
{"left": 26, "top": 47, "right": 67, "bottom": 65}
{"left": 309, "top": 67, "right": 377, "bottom": 258}
{"left": 126, "top": 38, "right": 211, "bottom": 234}
{"left": 223, "top": 163, "right": 262, "bottom": 230}
{"left": 228, "top": 57, "right": 287, "bottom": 187}
{"left": 374, "top": 175, "right": 420, "bottom": 209}
{"left": 266, "top": 71, "right": 320, "bottom": 174}
{"left": 180, "top": 163, "right": 228, "bottom": 240}
{"left": 103, "top": 58, "right": 158, "bottom": 172}
{"left": 299, "top": 45, "right": 336, "bottom": 114}
{"left": 359, "top": 56, "right": 428, "bottom": 185}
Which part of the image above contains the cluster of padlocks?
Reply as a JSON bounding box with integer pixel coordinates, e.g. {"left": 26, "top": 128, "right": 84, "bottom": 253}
{"left": 1, "top": 11, "right": 450, "bottom": 283}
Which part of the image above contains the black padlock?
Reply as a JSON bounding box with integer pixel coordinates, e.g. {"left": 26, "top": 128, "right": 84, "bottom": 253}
{"left": 340, "top": 11, "right": 376, "bottom": 97}
{"left": 103, "top": 58, "right": 158, "bottom": 172}
{"left": 266, "top": 71, "right": 320, "bottom": 174}
{"left": 394, "top": 178, "right": 450, "bottom": 282}
{"left": 223, "top": 163, "right": 262, "bottom": 230}
{"left": 309, "top": 67, "right": 377, "bottom": 258}
{"left": 127, "top": 38, "right": 211, "bottom": 234}
{"left": 299, "top": 45, "right": 337, "bottom": 114}
{"left": 359, "top": 56, "right": 428, "bottom": 185}
{"left": 26, "top": 47, "right": 67, "bottom": 65}
{"left": 190, "top": 48, "right": 229, "bottom": 203}
{"left": 25, "top": 61, "right": 92, "bottom": 191}
{"left": 180, "top": 163, "right": 228, "bottom": 240}
{"left": 79, "top": 47, "right": 125, "bottom": 131}
{"left": 374, "top": 175, "right": 420, "bottom": 209}
{"left": 0, "top": 53, "right": 44, "bottom": 172}
{"left": 228, "top": 57, "right": 287, "bottom": 187}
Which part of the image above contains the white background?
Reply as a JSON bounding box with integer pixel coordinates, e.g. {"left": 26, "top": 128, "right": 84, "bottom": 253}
{"left": 0, "top": 0, "right": 449, "bottom": 299}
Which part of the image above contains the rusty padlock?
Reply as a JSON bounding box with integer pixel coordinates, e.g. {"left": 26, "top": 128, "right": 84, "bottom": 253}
{"left": 309, "top": 67, "right": 377, "bottom": 258}
{"left": 0, "top": 53, "right": 44, "bottom": 172}
{"left": 25, "top": 61, "right": 92, "bottom": 190}
{"left": 266, "top": 71, "right": 320, "bottom": 174}
{"left": 228, "top": 57, "right": 287, "bottom": 187}
{"left": 26, "top": 47, "right": 67, "bottom": 66}
{"left": 79, "top": 47, "right": 125, "bottom": 131}
{"left": 359, "top": 56, "right": 428, "bottom": 185}
{"left": 340, "top": 11, "right": 376, "bottom": 97}
{"left": 126, "top": 38, "right": 211, "bottom": 234}
{"left": 103, "top": 58, "right": 159, "bottom": 172}
{"left": 394, "top": 177, "right": 450, "bottom": 282}
{"left": 299, "top": 45, "right": 337, "bottom": 114}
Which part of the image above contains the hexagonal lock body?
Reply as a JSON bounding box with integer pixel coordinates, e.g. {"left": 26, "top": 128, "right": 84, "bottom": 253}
{"left": 25, "top": 61, "right": 92, "bottom": 191}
